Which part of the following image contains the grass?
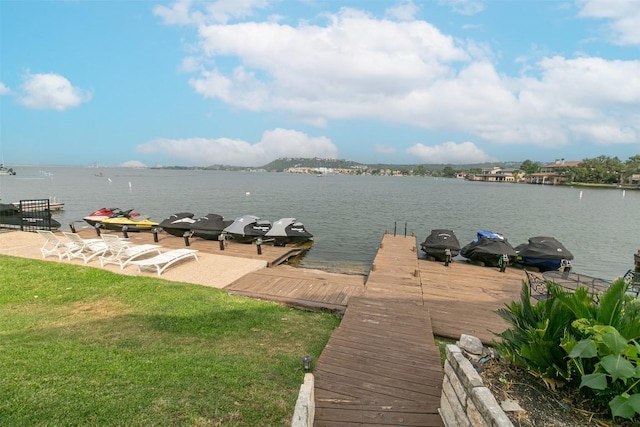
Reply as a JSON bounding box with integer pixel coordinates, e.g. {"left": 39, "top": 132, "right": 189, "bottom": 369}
{"left": 0, "top": 255, "right": 340, "bottom": 426}
{"left": 434, "top": 336, "right": 457, "bottom": 364}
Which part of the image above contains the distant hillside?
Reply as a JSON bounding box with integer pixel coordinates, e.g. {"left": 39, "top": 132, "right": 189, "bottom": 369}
{"left": 259, "top": 158, "right": 523, "bottom": 172}
{"left": 260, "top": 157, "right": 365, "bottom": 172}
{"left": 194, "top": 158, "right": 526, "bottom": 172}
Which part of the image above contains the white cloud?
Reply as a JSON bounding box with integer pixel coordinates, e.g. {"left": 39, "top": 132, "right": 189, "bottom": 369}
{"left": 386, "top": 1, "right": 419, "bottom": 21}
{"left": 191, "top": 8, "right": 468, "bottom": 122}
{"left": 154, "top": 0, "right": 199, "bottom": 25}
{"left": 438, "top": 0, "right": 485, "bottom": 17}
{"left": 136, "top": 128, "right": 339, "bottom": 167}
{"left": 163, "top": 3, "right": 640, "bottom": 153}
{"left": 578, "top": 0, "right": 640, "bottom": 45}
{"left": 154, "top": 0, "right": 269, "bottom": 25}
{"left": 121, "top": 160, "right": 147, "bottom": 168}
{"left": 406, "top": 141, "right": 496, "bottom": 164}
{"left": 0, "top": 82, "right": 9, "bottom": 95}
{"left": 17, "top": 73, "right": 91, "bottom": 111}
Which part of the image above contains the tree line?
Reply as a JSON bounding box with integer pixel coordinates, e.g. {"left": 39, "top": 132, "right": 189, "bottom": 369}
{"left": 520, "top": 155, "right": 640, "bottom": 185}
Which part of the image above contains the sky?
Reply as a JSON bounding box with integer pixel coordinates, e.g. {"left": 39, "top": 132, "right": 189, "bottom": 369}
{"left": 1, "top": 0, "right": 639, "bottom": 167}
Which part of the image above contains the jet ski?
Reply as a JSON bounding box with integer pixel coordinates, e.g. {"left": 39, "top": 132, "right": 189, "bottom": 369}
{"left": 223, "top": 215, "right": 272, "bottom": 243}
{"left": 190, "top": 213, "right": 233, "bottom": 240}
{"left": 460, "top": 230, "right": 517, "bottom": 270}
{"left": 420, "top": 229, "right": 460, "bottom": 265}
{"left": 159, "top": 212, "right": 196, "bottom": 237}
{"left": 99, "top": 210, "right": 159, "bottom": 232}
{"left": 264, "top": 218, "right": 313, "bottom": 246}
{"left": 84, "top": 207, "right": 139, "bottom": 227}
{"left": 515, "top": 236, "right": 574, "bottom": 272}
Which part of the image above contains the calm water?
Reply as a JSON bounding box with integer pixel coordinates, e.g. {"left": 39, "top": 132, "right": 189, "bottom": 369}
{"left": 1, "top": 167, "right": 638, "bottom": 279}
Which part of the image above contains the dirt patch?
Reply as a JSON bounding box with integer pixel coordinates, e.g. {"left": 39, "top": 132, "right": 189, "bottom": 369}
{"left": 479, "top": 358, "right": 635, "bottom": 427}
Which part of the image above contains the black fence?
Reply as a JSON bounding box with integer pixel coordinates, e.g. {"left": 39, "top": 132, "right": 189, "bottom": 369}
{"left": 19, "top": 199, "right": 57, "bottom": 231}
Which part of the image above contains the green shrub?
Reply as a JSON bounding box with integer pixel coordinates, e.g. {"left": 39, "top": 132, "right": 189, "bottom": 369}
{"left": 494, "top": 281, "right": 578, "bottom": 388}
{"left": 495, "top": 277, "right": 640, "bottom": 421}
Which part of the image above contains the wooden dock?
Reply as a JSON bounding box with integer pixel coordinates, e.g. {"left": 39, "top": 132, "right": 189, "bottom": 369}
{"left": 221, "top": 231, "right": 523, "bottom": 425}
{"left": 71, "top": 228, "right": 526, "bottom": 426}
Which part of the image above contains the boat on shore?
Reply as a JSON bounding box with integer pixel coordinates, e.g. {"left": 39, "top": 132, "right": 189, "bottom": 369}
{"left": 420, "top": 229, "right": 460, "bottom": 264}
{"left": 265, "top": 218, "right": 313, "bottom": 246}
{"left": 0, "top": 203, "right": 61, "bottom": 229}
{"left": 223, "top": 215, "right": 272, "bottom": 243}
{"left": 515, "top": 236, "right": 574, "bottom": 272}
{"left": 159, "top": 212, "right": 196, "bottom": 237}
{"left": 190, "top": 213, "right": 233, "bottom": 240}
{"left": 460, "top": 230, "right": 517, "bottom": 269}
{"left": 0, "top": 165, "right": 16, "bottom": 176}
{"left": 84, "top": 207, "right": 139, "bottom": 227}
{"left": 100, "top": 215, "right": 159, "bottom": 232}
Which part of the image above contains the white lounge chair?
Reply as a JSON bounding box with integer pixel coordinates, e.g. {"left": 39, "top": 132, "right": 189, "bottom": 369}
{"left": 129, "top": 248, "right": 199, "bottom": 275}
{"left": 62, "top": 232, "right": 109, "bottom": 264}
{"left": 99, "top": 234, "right": 161, "bottom": 269}
{"left": 36, "top": 230, "right": 71, "bottom": 260}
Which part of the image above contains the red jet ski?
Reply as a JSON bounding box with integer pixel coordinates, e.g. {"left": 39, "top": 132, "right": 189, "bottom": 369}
{"left": 83, "top": 207, "right": 139, "bottom": 227}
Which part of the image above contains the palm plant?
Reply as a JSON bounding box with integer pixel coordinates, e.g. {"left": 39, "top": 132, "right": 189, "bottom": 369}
{"left": 494, "top": 281, "right": 577, "bottom": 387}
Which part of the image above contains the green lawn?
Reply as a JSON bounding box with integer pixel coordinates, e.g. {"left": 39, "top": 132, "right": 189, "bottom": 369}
{"left": 0, "top": 255, "right": 340, "bottom": 426}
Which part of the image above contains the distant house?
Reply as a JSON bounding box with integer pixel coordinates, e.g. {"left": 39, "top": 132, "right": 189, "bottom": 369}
{"left": 466, "top": 167, "right": 523, "bottom": 183}
{"left": 529, "top": 159, "right": 581, "bottom": 185}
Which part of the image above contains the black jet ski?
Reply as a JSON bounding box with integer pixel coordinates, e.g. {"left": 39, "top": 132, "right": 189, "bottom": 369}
{"left": 159, "top": 212, "right": 196, "bottom": 237}
{"left": 515, "top": 236, "right": 573, "bottom": 272}
{"left": 420, "top": 229, "right": 460, "bottom": 265}
{"left": 460, "top": 230, "right": 517, "bottom": 271}
{"left": 190, "top": 213, "right": 233, "bottom": 240}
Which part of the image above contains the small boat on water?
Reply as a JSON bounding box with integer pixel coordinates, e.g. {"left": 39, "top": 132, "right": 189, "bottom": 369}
{"left": 190, "top": 213, "right": 233, "bottom": 240}
{"left": 0, "top": 203, "right": 61, "bottom": 229}
{"left": 515, "top": 236, "right": 574, "bottom": 272}
{"left": 84, "top": 207, "right": 140, "bottom": 227}
{"left": 0, "top": 165, "right": 16, "bottom": 176}
{"left": 420, "top": 229, "right": 460, "bottom": 264}
{"left": 159, "top": 212, "right": 196, "bottom": 237}
{"left": 460, "top": 230, "right": 517, "bottom": 270}
{"left": 264, "top": 218, "right": 313, "bottom": 246}
{"left": 223, "top": 214, "right": 272, "bottom": 243}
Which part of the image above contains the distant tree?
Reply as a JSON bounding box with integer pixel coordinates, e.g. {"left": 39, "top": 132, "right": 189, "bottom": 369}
{"left": 442, "top": 166, "right": 456, "bottom": 178}
{"left": 519, "top": 160, "right": 540, "bottom": 175}
{"left": 574, "top": 155, "right": 622, "bottom": 184}
{"left": 468, "top": 167, "right": 482, "bottom": 175}
{"left": 623, "top": 155, "right": 640, "bottom": 183}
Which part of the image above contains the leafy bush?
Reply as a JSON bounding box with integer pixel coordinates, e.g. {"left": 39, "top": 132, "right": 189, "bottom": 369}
{"left": 494, "top": 281, "right": 578, "bottom": 387}
{"left": 565, "top": 324, "right": 640, "bottom": 419}
{"left": 494, "top": 277, "right": 640, "bottom": 421}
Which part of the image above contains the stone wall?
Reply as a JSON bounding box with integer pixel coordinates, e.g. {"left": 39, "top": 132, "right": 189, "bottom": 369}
{"left": 439, "top": 342, "right": 514, "bottom": 427}
{"left": 291, "top": 373, "right": 314, "bottom": 427}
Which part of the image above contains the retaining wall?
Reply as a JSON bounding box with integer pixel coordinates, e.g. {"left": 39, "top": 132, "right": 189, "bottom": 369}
{"left": 440, "top": 344, "right": 514, "bottom": 427}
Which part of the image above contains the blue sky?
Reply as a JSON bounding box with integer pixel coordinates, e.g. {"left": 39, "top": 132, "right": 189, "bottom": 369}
{"left": 1, "top": 0, "right": 639, "bottom": 167}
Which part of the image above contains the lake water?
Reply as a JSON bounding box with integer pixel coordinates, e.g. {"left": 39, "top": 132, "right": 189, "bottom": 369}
{"left": 1, "top": 166, "right": 637, "bottom": 280}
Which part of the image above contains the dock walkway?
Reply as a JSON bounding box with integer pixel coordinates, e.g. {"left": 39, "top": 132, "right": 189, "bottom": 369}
{"left": 313, "top": 235, "right": 444, "bottom": 426}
